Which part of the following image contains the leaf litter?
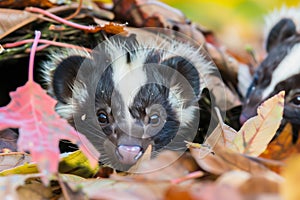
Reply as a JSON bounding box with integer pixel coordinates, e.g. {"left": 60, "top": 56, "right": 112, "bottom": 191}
{"left": 0, "top": 0, "right": 299, "bottom": 199}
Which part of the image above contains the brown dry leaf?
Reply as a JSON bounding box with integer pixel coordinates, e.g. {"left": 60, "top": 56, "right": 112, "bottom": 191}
{"left": 0, "top": 9, "right": 38, "bottom": 40}
{"left": 0, "top": 174, "right": 42, "bottom": 200}
{"left": 165, "top": 182, "right": 243, "bottom": 200}
{"left": 230, "top": 91, "right": 285, "bottom": 156}
{"left": 190, "top": 143, "right": 283, "bottom": 183}
{"left": 239, "top": 176, "right": 279, "bottom": 196}
{"left": 112, "top": 0, "right": 186, "bottom": 27}
{"left": 281, "top": 155, "right": 300, "bottom": 200}
{"left": 67, "top": 177, "right": 170, "bottom": 200}
{"left": 217, "top": 171, "right": 280, "bottom": 197}
{"left": 129, "top": 150, "right": 199, "bottom": 181}
{"left": 0, "top": 0, "right": 55, "bottom": 9}
{"left": 0, "top": 152, "right": 31, "bottom": 172}
{"left": 17, "top": 178, "right": 54, "bottom": 200}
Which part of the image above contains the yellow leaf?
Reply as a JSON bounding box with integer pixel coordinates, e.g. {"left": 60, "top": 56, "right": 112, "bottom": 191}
{"left": 231, "top": 91, "right": 285, "bottom": 156}
{"left": 0, "top": 150, "right": 98, "bottom": 178}
{"left": 281, "top": 155, "right": 300, "bottom": 200}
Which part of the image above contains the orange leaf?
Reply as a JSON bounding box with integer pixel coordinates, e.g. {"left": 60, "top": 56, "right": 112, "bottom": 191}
{"left": 260, "top": 123, "right": 296, "bottom": 160}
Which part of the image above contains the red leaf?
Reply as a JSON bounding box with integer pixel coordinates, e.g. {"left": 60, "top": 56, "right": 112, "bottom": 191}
{"left": 0, "top": 81, "right": 99, "bottom": 183}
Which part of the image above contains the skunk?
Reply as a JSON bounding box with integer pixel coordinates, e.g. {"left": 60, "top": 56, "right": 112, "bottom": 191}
{"left": 240, "top": 7, "right": 300, "bottom": 140}
{"left": 42, "top": 34, "right": 216, "bottom": 170}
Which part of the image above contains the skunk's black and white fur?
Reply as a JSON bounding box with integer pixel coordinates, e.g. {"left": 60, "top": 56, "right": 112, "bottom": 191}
{"left": 42, "top": 34, "right": 214, "bottom": 170}
{"left": 241, "top": 6, "right": 300, "bottom": 140}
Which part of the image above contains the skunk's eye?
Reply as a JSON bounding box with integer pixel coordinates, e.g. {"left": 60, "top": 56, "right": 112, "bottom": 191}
{"left": 149, "top": 114, "right": 160, "bottom": 126}
{"left": 98, "top": 112, "right": 109, "bottom": 125}
{"left": 290, "top": 94, "right": 300, "bottom": 106}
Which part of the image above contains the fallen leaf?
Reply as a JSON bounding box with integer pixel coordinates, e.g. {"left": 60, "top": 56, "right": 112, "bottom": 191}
{"left": 0, "top": 31, "right": 99, "bottom": 184}
{"left": 0, "top": 152, "right": 31, "bottom": 172}
{"left": 72, "top": 177, "right": 170, "bottom": 200}
{"left": 165, "top": 182, "right": 243, "bottom": 200}
{"left": 58, "top": 150, "right": 99, "bottom": 178}
{"left": 129, "top": 150, "right": 197, "bottom": 181}
{"left": 189, "top": 143, "right": 283, "bottom": 183}
{"left": 0, "top": 0, "right": 55, "bottom": 9}
{"left": 0, "top": 174, "right": 42, "bottom": 200}
{"left": 204, "top": 107, "right": 238, "bottom": 149}
{"left": 281, "top": 155, "right": 300, "bottom": 200}
{"left": 0, "top": 9, "right": 38, "bottom": 40}
{"left": 260, "top": 123, "right": 298, "bottom": 161}
{"left": 230, "top": 91, "right": 285, "bottom": 156}
{"left": 17, "top": 177, "right": 54, "bottom": 200}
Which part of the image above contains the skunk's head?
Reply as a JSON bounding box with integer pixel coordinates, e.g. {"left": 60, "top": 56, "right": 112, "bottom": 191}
{"left": 43, "top": 34, "right": 212, "bottom": 170}
{"left": 241, "top": 7, "right": 300, "bottom": 135}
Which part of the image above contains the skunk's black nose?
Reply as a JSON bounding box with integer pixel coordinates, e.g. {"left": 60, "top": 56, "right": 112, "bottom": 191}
{"left": 116, "top": 145, "right": 143, "bottom": 165}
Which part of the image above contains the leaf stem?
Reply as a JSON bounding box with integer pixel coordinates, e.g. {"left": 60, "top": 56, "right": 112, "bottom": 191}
{"left": 28, "top": 31, "right": 41, "bottom": 82}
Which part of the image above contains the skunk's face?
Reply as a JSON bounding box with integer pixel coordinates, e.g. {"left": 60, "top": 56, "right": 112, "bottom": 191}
{"left": 241, "top": 17, "right": 300, "bottom": 136}
{"left": 43, "top": 35, "right": 209, "bottom": 170}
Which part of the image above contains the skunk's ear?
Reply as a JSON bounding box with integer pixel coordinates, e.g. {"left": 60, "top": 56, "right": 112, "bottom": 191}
{"left": 266, "top": 18, "right": 296, "bottom": 52}
{"left": 161, "top": 56, "right": 200, "bottom": 103}
{"left": 52, "top": 55, "right": 93, "bottom": 103}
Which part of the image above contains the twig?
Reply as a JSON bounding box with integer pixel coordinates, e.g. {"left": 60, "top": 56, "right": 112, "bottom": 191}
{"left": 64, "top": 0, "right": 83, "bottom": 20}
{"left": 25, "top": 7, "right": 101, "bottom": 33}
{"left": 3, "top": 39, "right": 92, "bottom": 52}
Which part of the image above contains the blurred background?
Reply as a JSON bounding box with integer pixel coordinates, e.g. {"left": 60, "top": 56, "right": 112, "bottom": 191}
{"left": 162, "top": 0, "right": 300, "bottom": 54}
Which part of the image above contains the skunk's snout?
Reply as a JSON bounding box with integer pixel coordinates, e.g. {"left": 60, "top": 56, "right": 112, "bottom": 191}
{"left": 239, "top": 113, "right": 248, "bottom": 125}
{"left": 116, "top": 145, "right": 143, "bottom": 165}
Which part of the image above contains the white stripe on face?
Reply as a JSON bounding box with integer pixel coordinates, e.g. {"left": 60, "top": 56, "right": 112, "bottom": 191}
{"left": 111, "top": 52, "right": 148, "bottom": 129}
{"left": 262, "top": 43, "right": 300, "bottom": 99}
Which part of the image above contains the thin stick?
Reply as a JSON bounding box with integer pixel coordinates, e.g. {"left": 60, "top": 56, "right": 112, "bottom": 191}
{"left": 25, "top": 7, "right": 98, "bottom": 32}
{"left": 3, "top": 39, "right": 92, "bottom": 52}
{"left": 64, "top": 0, "right": 83, "bottom": 20}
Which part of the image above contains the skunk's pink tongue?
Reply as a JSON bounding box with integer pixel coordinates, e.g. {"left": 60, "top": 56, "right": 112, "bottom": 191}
{"left": 116, "top": 145, "right": 143, "bottom": 165}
